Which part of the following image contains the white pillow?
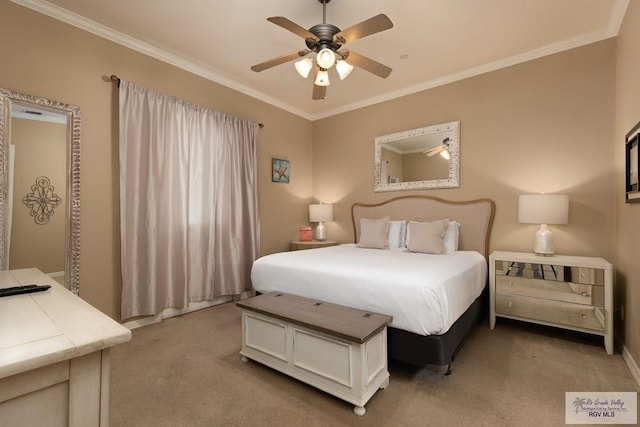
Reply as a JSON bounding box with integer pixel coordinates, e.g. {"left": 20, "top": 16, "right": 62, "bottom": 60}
{"left": 358, "top": 217, "right": 390, "bottom": 249}
{"left": 443, "top": 221, "right": 460, "bottom": 254}
{"left": 388, "top": 220, "right": 407, "bottom": 250}
{"left": 406, "top": 219, "right": 449, "bottom": 254}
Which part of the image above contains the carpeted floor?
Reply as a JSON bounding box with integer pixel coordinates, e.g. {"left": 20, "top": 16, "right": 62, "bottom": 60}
{"left": 109, "top": 302, "right": 639, "bottom": 426}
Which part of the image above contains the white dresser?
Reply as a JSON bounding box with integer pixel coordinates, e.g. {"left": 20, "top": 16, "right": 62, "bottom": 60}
{"left": 489, "top": 251, "right": 613, "bottom": 355}
{"left": 0, "top": 268, "right": 132, "bottom": 426}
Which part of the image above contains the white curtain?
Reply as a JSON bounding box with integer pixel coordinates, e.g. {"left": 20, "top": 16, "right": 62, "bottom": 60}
{"left": 119, "top": 80, "right": 259, "bottom": 320}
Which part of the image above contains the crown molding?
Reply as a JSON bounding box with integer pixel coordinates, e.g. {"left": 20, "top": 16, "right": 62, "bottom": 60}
{"left": 10, "top": 0, "right": 629, "bottom": 122}
{"left": 9, "top": 0, "right": 314, "bottom": 121}
{"left": 609, "top": 0, "right": 630, "bottom": 35}
{"left": 314, "top": 17, "right": 626, "bottom": 120}
{"left": 315, "top": 0, "right": 630, "bottom": 119}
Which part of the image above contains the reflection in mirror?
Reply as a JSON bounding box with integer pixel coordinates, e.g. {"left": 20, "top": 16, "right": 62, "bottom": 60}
{"left": 0, "top": 88, "right": 80, "bottom": 295}
{"left": 374, "top": 121, "right": 459, "bottom": 192}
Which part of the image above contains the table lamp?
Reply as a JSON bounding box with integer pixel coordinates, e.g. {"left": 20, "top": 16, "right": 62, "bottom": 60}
{"left": 518, "top": 194, "right": 569, "bottom": 256}
{"left": 309, "top": 203, "right": 333, "bottom": 241}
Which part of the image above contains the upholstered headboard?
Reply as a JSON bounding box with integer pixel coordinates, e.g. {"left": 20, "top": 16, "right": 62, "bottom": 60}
{"left": 351, "top": 196, "right": 496, "bottom": 259}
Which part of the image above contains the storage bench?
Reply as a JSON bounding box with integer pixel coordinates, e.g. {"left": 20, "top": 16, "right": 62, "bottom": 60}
{"left": 236, "top": 292, "right": 392, "bottom": 416}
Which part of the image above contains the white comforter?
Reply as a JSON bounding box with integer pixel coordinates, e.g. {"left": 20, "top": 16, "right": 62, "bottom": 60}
{"left": 250, "top": 244, "right": 487, "bottom": 336}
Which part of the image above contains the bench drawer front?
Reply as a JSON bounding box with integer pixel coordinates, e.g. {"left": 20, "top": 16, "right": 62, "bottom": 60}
{"left": 293, "top": 328, "right": 352, "bottom": 387}
{"left": 365, "top": 332, "right": 386, "bottom": 385}
{"left": 243, "top": 313, "right": 287, "bottom": 362}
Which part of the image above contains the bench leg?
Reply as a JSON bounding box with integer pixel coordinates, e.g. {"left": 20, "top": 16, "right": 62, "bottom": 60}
{"left": 380, "top": 377, "right": 389, "bottom": 389}
{"left": 353, "top": 406, "right": 366, "bottom": 416}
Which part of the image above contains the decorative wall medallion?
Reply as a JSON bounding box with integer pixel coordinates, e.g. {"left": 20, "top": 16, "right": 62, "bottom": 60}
{"left": 22, "top": 176, "right": 62, "bottom": 224}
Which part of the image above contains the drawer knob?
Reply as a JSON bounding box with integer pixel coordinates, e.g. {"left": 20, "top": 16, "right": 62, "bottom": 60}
{"left": 508, "top": 301, "right": 513, "bottom": 307}
{"left": 508, "top": 282, "right": 513, "bottom": 287}
{"left": 581, "top": 313, "right": 587, "bottom": 319}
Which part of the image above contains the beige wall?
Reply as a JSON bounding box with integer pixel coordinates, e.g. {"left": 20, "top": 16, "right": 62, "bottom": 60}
{"left": 380, "top": 148, "right": 403, "bottom": 182}
{"left": 313, "top": 40, "right": 616, "bottom": 261}
{"left": 615, "top": 0, "right": 640, "bottom": 373}
{"left": 403, "top": 152, "right": 449, "bottom": 182}
{"left": 2, "top": 2, "right": 635, "bottom": 370}
{"left": 9, "top": 118, "right": 66, "bottom": 273}
{"left": 0, "top": 2, "right": 313, "bottom": 320}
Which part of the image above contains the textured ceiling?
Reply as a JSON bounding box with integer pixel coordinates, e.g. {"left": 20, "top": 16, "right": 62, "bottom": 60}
{"left": 12, "top": 0, "right": 629, "bottom": 120}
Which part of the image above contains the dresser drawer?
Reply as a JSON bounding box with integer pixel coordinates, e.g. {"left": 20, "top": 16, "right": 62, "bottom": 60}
{"left": 495, "top": 293, "right": 605, "bottom": 332}
{"left": 496, "top": 275, "right": 604, "bottom": 306}
{"left": 494, "top": 261, "right": 604, "bottom": 286}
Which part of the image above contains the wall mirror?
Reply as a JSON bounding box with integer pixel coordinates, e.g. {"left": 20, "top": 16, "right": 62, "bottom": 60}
{"left": 0, "top": 88, "right": 80, "bottom": 295}
{"left": 374, "top": 121, "right": 459, "bottom": 192}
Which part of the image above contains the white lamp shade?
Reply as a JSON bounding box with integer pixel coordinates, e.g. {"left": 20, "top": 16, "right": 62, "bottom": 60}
{"left": 309, "top": 203, "right": 333, "bottom": 222}
{"left": 336, "top": 60, "right": 354, "bottom": 80}
{"left": 294, "top": 58, "right": 313, "bottom": 78}
{"left": 314, "top": 69, "right": 330, "bottom": 86}
{"left": 518, "top": 194, "right": 569, "bottom": 225}
{"left": 316, "top": 48, "right": 336, "bottom": 69}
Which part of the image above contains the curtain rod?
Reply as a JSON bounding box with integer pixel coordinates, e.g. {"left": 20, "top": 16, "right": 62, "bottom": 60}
{"left": 108, "top": 74, "right": 264, "bottom": 128}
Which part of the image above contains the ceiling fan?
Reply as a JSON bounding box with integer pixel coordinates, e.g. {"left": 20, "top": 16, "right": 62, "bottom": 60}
{"left": 423, "top": 137, "right": 451, "bottom": 159}
{"left": 250, "top": 0, "right": 393, "bottom": 100}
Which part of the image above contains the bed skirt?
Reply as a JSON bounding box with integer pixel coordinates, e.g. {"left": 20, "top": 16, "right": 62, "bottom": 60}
{"left": 387, "top": 290, "right": 485, "bottom": 371}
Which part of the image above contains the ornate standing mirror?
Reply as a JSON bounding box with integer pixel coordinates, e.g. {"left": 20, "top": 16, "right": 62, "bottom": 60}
{"left": 374, "top": 121, "right": 459, "bottom": 192}
{"left": 0, "top": 88, "right": 80, "bottom": 294}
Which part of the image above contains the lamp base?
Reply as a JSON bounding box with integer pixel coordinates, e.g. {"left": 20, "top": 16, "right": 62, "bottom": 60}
{"left": 533, "top": 224, "right": 555, "bottom": 256}
{"left": 315, "top": 222, "right": 327, "bottom": 241}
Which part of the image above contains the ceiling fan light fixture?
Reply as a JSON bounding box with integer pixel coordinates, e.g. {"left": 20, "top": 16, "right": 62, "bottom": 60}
{"left": 316, "top": 48, "right": 336, "bottom": 69}
{"left": 336, "top": 60, "right": 354, "bottom": 80}
{"left": 294, "top": 57, "right": 314, "bottom": 78}
{"left": 251, "top": 4, "right": 393, "bottom": 100}
{"left": 315, "top": 68, "right": 330, "bottom": 86}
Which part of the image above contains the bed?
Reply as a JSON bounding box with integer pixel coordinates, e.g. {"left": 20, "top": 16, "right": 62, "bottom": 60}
{"left": 251, "top": 195, "right": 495, "bottom": 373}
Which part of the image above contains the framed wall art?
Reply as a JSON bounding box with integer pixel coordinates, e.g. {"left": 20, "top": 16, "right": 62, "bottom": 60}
{"left": 626, "top": 121, "right": 640, "bottom": 203}
{"left": 272, "top": 158, "right": 290, "bottom": 183}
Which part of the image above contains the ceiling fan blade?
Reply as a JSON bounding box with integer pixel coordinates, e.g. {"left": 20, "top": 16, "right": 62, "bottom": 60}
{"left": 339, "top": 50, "right": 392, "bottom": 78}
{"left": 251, "top": 50, "right": 309, "bottom": 72}
{"left": 333, "top": 14, "right": 393, "bottom": 44}
{"left": 267, "top": 17, "right": 319, "bottom": 41}
{"left": 424, "top": 146, "right": 445, "bottom": 156}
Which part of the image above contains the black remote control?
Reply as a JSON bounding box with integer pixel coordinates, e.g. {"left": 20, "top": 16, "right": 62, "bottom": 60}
{"left": 0, "top": 284, "right": 51, "bottom": 297}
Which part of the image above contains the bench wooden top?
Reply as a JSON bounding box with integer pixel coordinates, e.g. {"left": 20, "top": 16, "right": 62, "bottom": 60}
{"left": 236, "top": 292, "right": 392, "bottom": 344}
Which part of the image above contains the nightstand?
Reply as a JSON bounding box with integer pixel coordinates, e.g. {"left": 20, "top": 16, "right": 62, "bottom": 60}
{"left": 489, "top": 251, "right": 614, "bottom": 355}
{"left": 290, "top": 240, "right": 338, "bottom": 251}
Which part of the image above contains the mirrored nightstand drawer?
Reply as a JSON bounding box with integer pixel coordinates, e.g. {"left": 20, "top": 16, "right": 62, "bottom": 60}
{"left": 494, "top": 260, "right": 604, "bottom": 286}
{"left": 496, "top": 275, "right": 604, "bottom": 307}
{"left": 495, "top": 293, "right": 605, "bottom": 332}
